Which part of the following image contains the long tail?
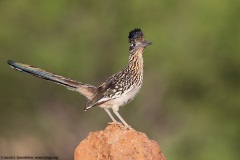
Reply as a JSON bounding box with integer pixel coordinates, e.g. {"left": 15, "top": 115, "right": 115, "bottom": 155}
{"left": 7, "top": 60, "right": 97, "bottom": 99}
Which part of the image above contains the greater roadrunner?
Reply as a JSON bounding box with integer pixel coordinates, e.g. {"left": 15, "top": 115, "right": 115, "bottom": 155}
{"left": 7, "top": 28, "right": 152, "bottom": 128}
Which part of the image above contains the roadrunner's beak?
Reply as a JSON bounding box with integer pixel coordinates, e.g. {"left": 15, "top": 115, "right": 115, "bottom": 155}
{"left": 140, "top": 41, "right": 152, "bottom": 48}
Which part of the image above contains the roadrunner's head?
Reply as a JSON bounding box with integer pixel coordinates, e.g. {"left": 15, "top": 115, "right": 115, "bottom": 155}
{"left": 128, "top": 28, "right": 152, "bottom": 53}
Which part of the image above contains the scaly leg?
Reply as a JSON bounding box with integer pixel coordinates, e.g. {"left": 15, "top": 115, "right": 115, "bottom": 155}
{"left": 112, "top": 108, "right": 131, "bottom": 129}
{"left": 104, "top": 108, "right": 120, "bottom": 124}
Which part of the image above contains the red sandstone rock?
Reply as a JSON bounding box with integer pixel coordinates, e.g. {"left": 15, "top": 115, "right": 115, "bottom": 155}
{"left": 74, "top": 124, "right": 166, "bottom": 160}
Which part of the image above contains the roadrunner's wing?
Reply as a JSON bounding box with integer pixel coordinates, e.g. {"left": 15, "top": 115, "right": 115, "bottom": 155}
{"left": 84, "top": 79, "right": 116, "bottom": 110}
{"left": 7, "top": 60, "right": 96, "bottom": 99}
{"left": 84, "top": 74, "right": 134, "bottom": 110}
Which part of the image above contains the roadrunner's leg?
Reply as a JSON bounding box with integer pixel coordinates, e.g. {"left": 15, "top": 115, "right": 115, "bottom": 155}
{"left": 112, "top": 107, "right": 130, "bottom": 128}
{"left": 104, "top": 108, "right": 118, "bottom": 123}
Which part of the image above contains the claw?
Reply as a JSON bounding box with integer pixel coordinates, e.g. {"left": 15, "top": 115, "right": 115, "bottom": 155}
{"left": 108, "top": 122, "right": 133, "bottom": 130}
{"left": 108, "top": 121, "right": 122, "bottom": 125}
{"left": 120, "top": 125, "right": 134, "bottom": 130}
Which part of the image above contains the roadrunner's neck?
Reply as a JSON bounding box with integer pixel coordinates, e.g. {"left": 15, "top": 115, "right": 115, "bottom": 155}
{"left": 127, "top": 48, "right": 144, "bottom": 85}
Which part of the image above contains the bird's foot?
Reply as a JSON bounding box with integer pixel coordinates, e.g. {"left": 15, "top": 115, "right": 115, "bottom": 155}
{"left": 120, "top": 124, "right": 134, "bottom": 130}
{"left": 108, "top": 122, "right": 134, "bottom": 130}
{"left": 108, "top": 121, "right": 122, "bottom": 126}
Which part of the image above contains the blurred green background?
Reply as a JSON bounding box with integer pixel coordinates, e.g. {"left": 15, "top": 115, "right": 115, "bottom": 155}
{"left": 1, "top": 0, "right": 240, "bottom": 159}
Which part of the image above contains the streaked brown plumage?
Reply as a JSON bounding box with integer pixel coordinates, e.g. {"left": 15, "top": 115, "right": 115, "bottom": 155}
{"left": 7, "top": 28, "right": 152, "bottom": 128}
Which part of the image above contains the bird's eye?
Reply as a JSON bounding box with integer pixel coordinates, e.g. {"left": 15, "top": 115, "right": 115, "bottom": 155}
{"left": 129, "top": 43, "right": 136, "bottom": 51}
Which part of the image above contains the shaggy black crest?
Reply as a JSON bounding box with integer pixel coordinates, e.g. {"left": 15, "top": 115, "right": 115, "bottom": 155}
{"left": 128, "top": 28, "right": 144, "bottom": 43}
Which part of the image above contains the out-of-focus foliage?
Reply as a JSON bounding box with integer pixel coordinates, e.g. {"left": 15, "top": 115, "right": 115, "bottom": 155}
{"left": 1, "top": 0, "right": 239, "bottom": 159}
